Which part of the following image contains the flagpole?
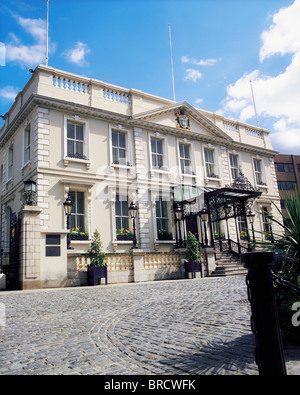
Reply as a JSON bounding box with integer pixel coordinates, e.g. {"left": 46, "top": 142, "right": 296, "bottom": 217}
{"left": 250, "top": 80, "right": 259, "bottom": 127}
{"left": 168, "top": 24, "right": 176, "bottom": 102}
{"left": 46, "top": 0, "right": 49, "bottom": 66}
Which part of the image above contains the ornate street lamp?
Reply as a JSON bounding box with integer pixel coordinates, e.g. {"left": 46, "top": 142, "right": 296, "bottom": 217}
{"left": 247, "top": 210, "right": 256, "bottom": 242}
{"left": 129, "top": 201, "right": 138, "bottom": 249}
{"left": 175, "top": 204, "right": 184, "bottom": 248}
{"left": 200, "top": 208, "right": 208, "bottom": 247}
{"left": 23, "top": 179, "right": 37, "bottom": 206}
{"left": 224, "top": 203, "right": 232, "bottom": 251}
{"left": 63, "top": 193, "right": 74, "bottom": 249}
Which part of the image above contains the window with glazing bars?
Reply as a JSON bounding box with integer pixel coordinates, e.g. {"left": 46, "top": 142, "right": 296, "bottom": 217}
{"left": 69, "top": 191, "right": 85, "bottom": 231}
{"left": 179, "top": 143, "right": 191, "bottom": 174}
{"left": 156, "top": 198, "right": 169, "bottom": 234}
{"left": 112, "top": 130, "right": 127, "bottom": 165}
{"left": 151, "top": 138, "right": 164, "bottom": 169}
{"left": 24, "top": 125, "right": 31, "bottom": 163}
{"left": 115, "top": 195, "right": 129, "bottom": 231}
{"left": 229, "top": 154, "right": 239, "bottom": 180}
{"left": 67, "top": 122, "right": 84, "bottom": 159}
{"left": 204, "top": 148, "right": 215, "bottom": 177}
{"left": 253, "top": 158, "right": 263, "bottom": 184}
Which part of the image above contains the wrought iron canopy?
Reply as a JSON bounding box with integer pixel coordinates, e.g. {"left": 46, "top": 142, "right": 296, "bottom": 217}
{"left": 204, "top": 187, "right": 261, "bottom": 222}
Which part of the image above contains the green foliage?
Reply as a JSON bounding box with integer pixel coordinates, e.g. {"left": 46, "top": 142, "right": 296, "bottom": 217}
{"left": 88, "top": 229, "right": 106, "bottom": 267}
{"left": 259, "top": 192, "right": 300, "bottom": 344}
{"left": 185, "top": 231, "right": 201, "bottom": 263}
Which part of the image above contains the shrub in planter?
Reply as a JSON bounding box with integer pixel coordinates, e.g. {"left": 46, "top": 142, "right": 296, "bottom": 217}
{"left": 87, "top": 230, "right": 107, "bottom": 285}
{"left": 185, "top": 231, "right": 203, "bottom": 278}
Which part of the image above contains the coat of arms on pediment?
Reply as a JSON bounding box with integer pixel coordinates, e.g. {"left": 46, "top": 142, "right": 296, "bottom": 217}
{"left": 175, "top": 110, "right": 190, "bottom": 130}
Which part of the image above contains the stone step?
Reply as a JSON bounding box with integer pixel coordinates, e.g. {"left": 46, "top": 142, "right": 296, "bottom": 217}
{"left": 212, "top": 251, "right": 247, "bottom": 277}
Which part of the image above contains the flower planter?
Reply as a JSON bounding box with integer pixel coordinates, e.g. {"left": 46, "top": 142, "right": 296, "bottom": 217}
{"left": 184, "top": 261, "right": 203, "bottom": 279}
{"left": 116, "top": 235, "right": 133, "bottom": 241}
{"left": 88, "top": 265, "right": 107, "bottom": 286}
{"left": 70, "top": 234, "right": 89, "bottom": 241}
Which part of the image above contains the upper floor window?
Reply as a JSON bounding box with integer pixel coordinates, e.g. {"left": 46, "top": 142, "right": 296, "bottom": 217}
{"left": 112, "top": 130, "right": 127, "bottom": 165}
{"left": 24, "top": 125, "right": 31, "bottom": 164}
{"left": 262, "top": 207, "right": 273, "bottom": 240}
{"left": 275, "top": 163, "right": 294, "bottom": 172}
{"left": 204, "top": 148, "right": 216, "bottom": 177}
{"left": 229, "top": 154, "right": 239, "bottom": 180}
{"left": 8, "top": 145, "right": 13, "bottom": 180}
{"left": 151, "top": 138, "right": 164, "bottom": 169}
{"left": 179, "top": 143, "right": 192, "bottom": 174}
{"left": 67, "top": 121, "right": 86, "bottom": 160}
{"left": 253, "top": 158, "right": 265, "bottom": 185}
{"left": 277, "top": 181, "right": 296, "bottom": 191}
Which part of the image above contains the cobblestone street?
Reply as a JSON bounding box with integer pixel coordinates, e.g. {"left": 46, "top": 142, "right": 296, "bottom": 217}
{"left": 0, "top": 276, "right": 299, "bottom": 375}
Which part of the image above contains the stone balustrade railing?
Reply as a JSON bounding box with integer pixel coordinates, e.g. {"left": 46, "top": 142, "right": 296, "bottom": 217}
{"left": 52, "top": 72, "right": 130, "bottom": 104}
{"left": 143, "top": 253, "right": 180, "bottom": 270}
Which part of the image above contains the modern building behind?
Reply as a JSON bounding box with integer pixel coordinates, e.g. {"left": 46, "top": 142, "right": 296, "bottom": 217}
{"left": 274, "top": 154, "right": 300, "bottom": 226}
{"left": 0, "top": 65, "right": 282, "bottom": 289}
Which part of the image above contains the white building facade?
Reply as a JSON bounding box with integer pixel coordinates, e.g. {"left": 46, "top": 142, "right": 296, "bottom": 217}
{"left": 0, "top": 65, "right": 281, "bottom": 289}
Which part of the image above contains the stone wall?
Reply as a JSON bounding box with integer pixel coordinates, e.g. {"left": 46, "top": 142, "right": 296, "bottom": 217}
{"left": 66, "top": 251, "right": 185, "bottom": 286}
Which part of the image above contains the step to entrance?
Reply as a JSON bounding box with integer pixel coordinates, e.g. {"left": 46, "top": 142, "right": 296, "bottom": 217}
{"left": 210, "top": 252, "right": 247, "bottom": 277}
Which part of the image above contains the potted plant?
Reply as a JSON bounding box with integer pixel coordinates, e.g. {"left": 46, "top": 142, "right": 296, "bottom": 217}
{"left": 185, "top": 231, "right": 203, "bottom": 278}
{"left": 87, "top": 229, "right": 107, "bottom": 285}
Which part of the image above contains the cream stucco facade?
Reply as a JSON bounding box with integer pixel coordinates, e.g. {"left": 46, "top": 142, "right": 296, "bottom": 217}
{"left": 0, "top": 65, "right": 281, "bottom": 289}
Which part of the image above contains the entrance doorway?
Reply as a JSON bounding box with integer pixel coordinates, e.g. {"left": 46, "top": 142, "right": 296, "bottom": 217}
{"left": 185, "top": 216, "right": 198, "bottom": 240}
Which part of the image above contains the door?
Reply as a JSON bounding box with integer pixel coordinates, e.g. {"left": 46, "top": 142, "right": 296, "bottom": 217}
{"left": 185, "top": 215, "right": 199, "bottom": 240}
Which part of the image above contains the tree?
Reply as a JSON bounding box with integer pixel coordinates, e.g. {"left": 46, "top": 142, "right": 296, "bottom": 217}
{"left": 88, "top": 229, "right": 106, "bottom": 267}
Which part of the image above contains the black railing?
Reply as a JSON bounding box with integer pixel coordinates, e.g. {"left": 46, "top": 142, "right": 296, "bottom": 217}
{"left": 217, "top": 238, "right": 249, "bottom": 255}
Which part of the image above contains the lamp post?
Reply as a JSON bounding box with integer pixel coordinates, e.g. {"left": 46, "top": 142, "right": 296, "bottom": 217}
{"left": 129, "top": 201, "right": 138, "bottom": 249}
{"left": 200, "top": 208, "right": 208, "bottom": 247}
{"left": 63, "top": 193, "right": 73, "bottom": 249}
{"left": 224, "top": 203, "right": 231, "bottom": 252}
{"left": 23, "top": 179, "right": 37, "bottom": 206}
{"left": 175, "top": 204, "right": 184, "bottom": 248}
{"left": 248, "top": 210, "right": 256, "bottom": 244}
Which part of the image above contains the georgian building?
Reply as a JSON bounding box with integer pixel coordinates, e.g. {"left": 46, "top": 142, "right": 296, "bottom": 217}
{"left": 0, "top": 65, "right": 281, "bottom": 289}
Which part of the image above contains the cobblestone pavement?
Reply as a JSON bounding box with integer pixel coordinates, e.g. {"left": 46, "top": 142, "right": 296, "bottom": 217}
{"left": 0, "top": 276, "right": 299, "bottom": 375}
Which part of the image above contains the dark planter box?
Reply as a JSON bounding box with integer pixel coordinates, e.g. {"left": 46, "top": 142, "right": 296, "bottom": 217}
{"left": 185, "top": 261, "right": 203, "bottom": 279}
{"left": 88, "top": 265, "right": 107, "bottom": 285}
{"left": 70, "top": 234, "right": 89, "bottom": 241}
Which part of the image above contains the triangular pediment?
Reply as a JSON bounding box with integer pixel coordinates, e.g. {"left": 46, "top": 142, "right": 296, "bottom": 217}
{"left": 134, "top": 101, "right": 232, "bottom": 142}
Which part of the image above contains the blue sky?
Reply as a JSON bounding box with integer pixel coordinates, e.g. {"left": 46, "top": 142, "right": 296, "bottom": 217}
{"left": 0, "top": 0, "right": 299, "bottom": 154}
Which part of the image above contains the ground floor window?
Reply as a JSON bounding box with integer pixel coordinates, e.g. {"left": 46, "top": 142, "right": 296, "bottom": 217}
{"left": 69, "top": 191, "right": 85, "bottom": 231}
{"left": 45, "top": 234, "right": 61, "bottom": 257}
{"left": 115, "top": 195, "right": 130, "bottom": 239}
{"left": 156, "top": 198, "right": 172, "bottom": 240}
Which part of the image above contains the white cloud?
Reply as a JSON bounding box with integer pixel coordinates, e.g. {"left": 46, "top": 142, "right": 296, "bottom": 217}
{"left": 195, "top": 98, "right": 203, "bottom": 105}
{"left": 181, "top": 56, "right": 218, "bottom": 66}
{"left": 0, "top": 86, "right": 19, "bottom": 101}
{"left": 64, "top": 42, "right": 90, "bottom": 66}
{"left": 220, "top": 0, "right": 300, "bottom": 154}
{"left": 6, "top": 14, "right": 47, "bottom": 67}
{"left": 184, "top": 69, "right": 202, "bottom": 83}
{"left": 260, "top": 0, "right": 300, "bottom": 61}
{"left": 270, "top": 119, "right": 300, "bottom": 154}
